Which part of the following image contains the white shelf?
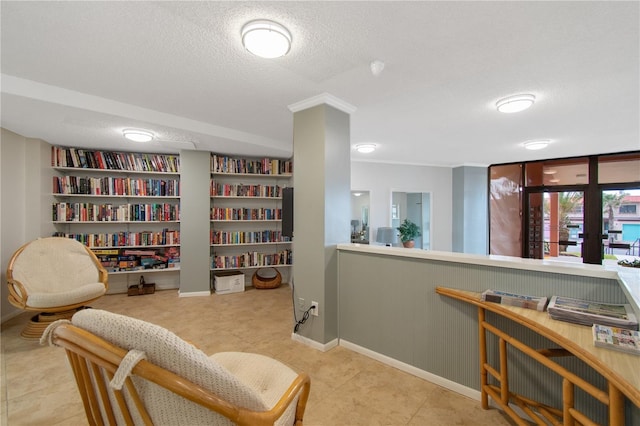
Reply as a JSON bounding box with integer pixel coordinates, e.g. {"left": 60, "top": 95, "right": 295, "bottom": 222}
{"left": 91, "top": 244, "right": 180, "bottom": 249}
{"left": 54, "top": 221, "right": 180, "bottom": 224}
{"left": 53, "top": 193, "right": 180, "bottom": 199}
{"left": 210, "top": 196, "right": 282, "bottom": 200}
{"left": 211, "top": 264, "right": 292, "bottom": 271}
{"left": 54, "top": 167, "right": 179, "bottom": 176}
{"left": 108, "top": 267, "right": 180, "bottom": 275}
{"left": 211, "top": 172, "right": 292, "bottom": 178}
{"left": 210, "top": 219, "right": 281, "bottom": 223}
{"left": 211, "top": 242, "right": 291, "bottom": 247}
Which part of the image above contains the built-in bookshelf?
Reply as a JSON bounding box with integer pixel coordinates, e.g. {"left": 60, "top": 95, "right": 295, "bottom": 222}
{"left": 51, "top": 146, "right": 181, "bottom": 278}
{"left": 210, "top": 154, "right": 292, "bottom": 274}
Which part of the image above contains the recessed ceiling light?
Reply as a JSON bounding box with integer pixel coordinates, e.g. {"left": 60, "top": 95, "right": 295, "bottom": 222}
{"left": 496, "top": 94, "right": 536, "bottom": 113}
{"left": 523, "top": 140, "right": 550, "bottom": 150}
{"left": 353, "top": 192, "right": 362, "bottom": 197}
{"left": 355, "top": 144, "right": 376, "bottom": 153}
{"left": 241, "top": 20, "right": 291, "bottom": 59}
{"left": 123, "top": 129, "right": 154, "bottom": 143}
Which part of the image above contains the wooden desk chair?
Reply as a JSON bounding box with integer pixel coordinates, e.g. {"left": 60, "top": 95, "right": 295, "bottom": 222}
{"left": 42, "top": 309, "right": 311, "bottom": 426}
{"left": 6, "top": 237, "right": 108, "bottom": 339}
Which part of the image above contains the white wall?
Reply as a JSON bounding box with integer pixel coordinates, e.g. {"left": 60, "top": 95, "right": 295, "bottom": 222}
{"left": 0, "top": 129, "right": 53, "bottom": 321}
{"left": 351, "top": 161, "right": 453, "bottom": 252}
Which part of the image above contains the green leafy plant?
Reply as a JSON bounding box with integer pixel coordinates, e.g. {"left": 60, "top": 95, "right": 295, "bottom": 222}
{"left": 397, "top": 219, "right": 421, "bottom": 243}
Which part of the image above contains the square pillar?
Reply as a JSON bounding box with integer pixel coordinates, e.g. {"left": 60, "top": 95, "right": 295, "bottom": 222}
{"left": 289, "top": 94, "right": 355, "bottom": 346}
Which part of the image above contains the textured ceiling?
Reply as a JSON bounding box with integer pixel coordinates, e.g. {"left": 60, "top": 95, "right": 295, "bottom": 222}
{"left": 1, "top": 1, "right": 638, "bottom": 167}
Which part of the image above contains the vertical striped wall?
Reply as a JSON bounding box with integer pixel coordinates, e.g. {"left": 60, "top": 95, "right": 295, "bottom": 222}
{"left": 337, "top": 250, "right": 637, "bottom": 424}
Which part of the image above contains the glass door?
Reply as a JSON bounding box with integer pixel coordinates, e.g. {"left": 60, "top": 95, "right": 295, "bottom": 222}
{"left": 526, "top": 191, "right": 584, "bottom": 262}
{"left": 602, "top": 188, "right": 640, "bottom": 264}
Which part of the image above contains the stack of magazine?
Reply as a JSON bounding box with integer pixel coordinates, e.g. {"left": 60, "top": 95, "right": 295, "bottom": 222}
{"left": 592, "top": 324, "right": 640, "bottom": 356}
{"left": 481, "top": 289, "right": 548, "bottom": 311}
{"left": 548, "top": 296, "right": 639, "bottom": 330}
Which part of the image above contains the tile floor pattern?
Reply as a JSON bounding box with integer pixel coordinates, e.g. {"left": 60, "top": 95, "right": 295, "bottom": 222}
{"left": 2, "top": 285, "right": 516, "bottom": 425}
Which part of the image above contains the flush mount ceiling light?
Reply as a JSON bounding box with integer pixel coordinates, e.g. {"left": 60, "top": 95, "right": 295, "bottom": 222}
{"left": 543, "top": 169, "right": 557, "bottom": 175}
{"left": 496, "top": 94, "right": 536, "bottom": 113}
{"left": 123, "top": 129, "right": 154, "bottom": 143}
{"left": 241, "top": 20, "right": 291, "bottom": 58}
{"left": 355, "top": 144, "right": 376, "bottom": 153}
{"left": 523, "top": 140, "right": 550, "bottom": 150}
{"left": 353, "top": 192, "right": 362, "bottom": 197}
{"left": 549, "top": 178, "right": 560, "bottom": 183}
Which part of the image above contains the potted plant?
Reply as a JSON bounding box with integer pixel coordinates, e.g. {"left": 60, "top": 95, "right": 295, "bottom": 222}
{"left": 397, "top": 219, "right": 421, "bottom": 248}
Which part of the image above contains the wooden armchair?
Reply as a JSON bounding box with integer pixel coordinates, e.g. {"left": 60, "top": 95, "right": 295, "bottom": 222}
{"left": 6, "top": 237, "right": 108, "bottom": 339}
{"left": 42, "top": 309, "right": 311, "bottom": 426}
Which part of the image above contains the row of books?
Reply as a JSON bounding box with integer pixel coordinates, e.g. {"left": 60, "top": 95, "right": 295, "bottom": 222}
{"left": 210, "top": 182, "right": 283, "bottom": 198}
{"left": 53, "top": 202, "right": 180, "bottom": 222}
{"left": 211, "top": 154, "right": 292, "bottom": 175}
{"left": 52, "top": 146, "right": 180, "bottom": 173}
{"left": 210, "top": 230, "right": 290, "bottom": 245}
{"left": 53, "top": 229, "right": 180, "bottom": 247}
{"left": 211, "top": 249, "right": 292, "bottom": 269}
{"left": 210, "top": 207, "right": 282, "bottom": 221}
{"left": 54, "top": 176, "right": 180, "bottom": 197}
{"left": 95, "top": 247, "right": 180, "bottom": 272}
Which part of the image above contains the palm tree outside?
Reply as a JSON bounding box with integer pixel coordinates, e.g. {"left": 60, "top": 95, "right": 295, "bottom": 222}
{"left": 602, "top": 191, "right": 628, "bottom": 239}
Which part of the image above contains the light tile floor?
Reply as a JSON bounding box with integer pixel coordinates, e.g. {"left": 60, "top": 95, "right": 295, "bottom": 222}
{"left": 1, "top": 285, "right": 514, "bottom": 425}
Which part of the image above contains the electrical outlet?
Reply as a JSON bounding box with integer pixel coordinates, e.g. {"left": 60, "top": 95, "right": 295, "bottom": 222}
{"left": 311, "top": 301, "right": 319, "bottom": 316}
{"left": 298, "top": 297, "right": 305, "bottom": 309}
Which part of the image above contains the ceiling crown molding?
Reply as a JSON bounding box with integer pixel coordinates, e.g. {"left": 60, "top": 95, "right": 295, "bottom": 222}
{"left": 288, "top": 92, "right": 357, "bottom": 114}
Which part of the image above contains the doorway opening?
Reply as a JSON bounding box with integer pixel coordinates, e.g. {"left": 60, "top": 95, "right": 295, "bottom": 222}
{"left": 391, "top": 191, "right": 431, "bottom": 250}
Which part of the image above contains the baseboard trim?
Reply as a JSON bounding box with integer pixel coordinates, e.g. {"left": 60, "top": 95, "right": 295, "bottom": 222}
{"left": 339, "top": 339, "right": 481, "bottom": 401}
{"left": 1, "top": 309, "right": 24, "bottom": 324}
{"left": 290, "top": 333, "right": 339, "bottom": 352}
{"left": 178, "top": 290, "right": 211, "bottom": 298}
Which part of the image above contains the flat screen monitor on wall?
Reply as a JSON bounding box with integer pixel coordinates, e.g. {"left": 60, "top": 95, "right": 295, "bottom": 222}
{"left": 282, "top": 187, "right": 294, "bottom": 238}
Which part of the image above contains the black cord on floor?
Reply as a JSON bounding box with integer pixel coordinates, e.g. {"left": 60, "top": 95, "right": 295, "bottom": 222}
{"left": 294, "top": 306, "right": 314, "bottom": 333}
{"left": 291, "top": 277, "right": 314, "bottom": 333}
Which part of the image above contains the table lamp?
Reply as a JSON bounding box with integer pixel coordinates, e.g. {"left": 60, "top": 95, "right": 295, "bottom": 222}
{"left": 376, "top": 227, "right": 398, "bottom": 247}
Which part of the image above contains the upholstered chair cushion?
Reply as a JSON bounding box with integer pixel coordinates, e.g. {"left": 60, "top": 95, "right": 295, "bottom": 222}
{"left": 10, "top": 237, "right": 105, "bottom": 308}
{"left": 71, "top": 309, "right": 297, "bottom": 425}
{"left": 211, "top": 352, "right": 299, "bottom": 426}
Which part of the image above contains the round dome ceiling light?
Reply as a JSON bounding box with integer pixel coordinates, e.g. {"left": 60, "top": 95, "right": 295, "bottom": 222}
{"left": 496, "top": 94, "right": 536, "bottom": 113}
{"left": 123, "top": 129, "right": 154, "bottom": 143}
{"left": 355, "top": 144, "right": 376, "bottom": 153}
{"left": 241, "top": 20, "right": 291, "bottom": 59}
{"left": 543, "top": 169, "right": 557, "bottom": 175}
{"left": 523, "top": 139, "right": 550, "bottom": 150}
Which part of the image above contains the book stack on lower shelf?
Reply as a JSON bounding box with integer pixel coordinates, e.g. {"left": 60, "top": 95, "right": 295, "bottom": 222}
{"left": 548, "top": 296, "right": 638, "bottom": 330}
{"left": 94, "top": 247, "right": 180, "bottom": 273}
{"left": 592, "top": 324, "right": 640, "bottom": 356}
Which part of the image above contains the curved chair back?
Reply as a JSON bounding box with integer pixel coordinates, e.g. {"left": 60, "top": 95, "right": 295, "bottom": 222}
{"left": 7, "top": 237, "right": 108, "bottom": 311}
{"left": 44, "top": 309, "right": 310, "bottom": 426}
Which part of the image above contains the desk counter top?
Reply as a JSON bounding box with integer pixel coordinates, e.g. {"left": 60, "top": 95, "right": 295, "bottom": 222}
{"left": 436, "top": 286, "right": 640, "bottom": 417}
{"left": 338, "top": 243, "right": 640, "bottom": 320}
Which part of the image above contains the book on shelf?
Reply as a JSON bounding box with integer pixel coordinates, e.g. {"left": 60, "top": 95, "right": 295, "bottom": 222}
{"left": 481, "top": 289, "right": 548, "bottom": 311}
{"left": 548, "top": 296, "right": 639, "bottom": 330}
{"left": 592, "top": 324, "right": 640, "bottom": 356}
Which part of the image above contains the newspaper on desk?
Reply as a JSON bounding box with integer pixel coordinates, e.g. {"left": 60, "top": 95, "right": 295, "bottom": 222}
{"left": 548, "top": 295, "right": 639, "bottom": 330}
{"left": 481, "top": 289, "right": 548, "bottom": 311}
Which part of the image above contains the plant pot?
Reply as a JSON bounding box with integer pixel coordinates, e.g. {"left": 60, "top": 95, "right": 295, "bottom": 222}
{"left": 402, "top": 240, "right": 415, "bottom": 248}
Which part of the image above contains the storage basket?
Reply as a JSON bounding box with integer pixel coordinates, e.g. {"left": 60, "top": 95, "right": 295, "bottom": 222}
{"left": 252, "top": 268, "right": 282, "bottom": 289}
